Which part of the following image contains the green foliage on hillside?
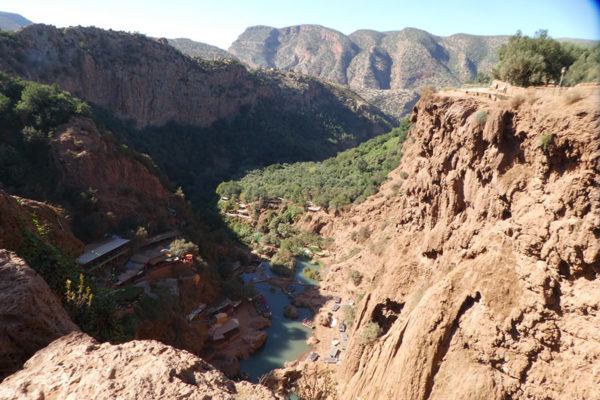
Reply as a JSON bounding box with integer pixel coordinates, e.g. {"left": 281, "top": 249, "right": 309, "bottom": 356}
{"left": 0, "top": 72, "right": 91, "bottom": 200}
{"left": 15, "top": 218, "right": 123, "bottom": 342}
{"left": 218, "top": 119, "right": 411, "bottom": 210}
{"left": 493, "top": 30, "right": 599, "bottom": 86}
{"left": 98, "top": 82, "right": 393, "bottom": 208}
{"left": 562, "top": 43, "right": 600, "bottom": 86}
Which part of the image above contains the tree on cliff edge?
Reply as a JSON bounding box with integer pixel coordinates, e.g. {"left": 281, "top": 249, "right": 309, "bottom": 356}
{"left": 492, "top": 30, "right": 574, "bottom": 86}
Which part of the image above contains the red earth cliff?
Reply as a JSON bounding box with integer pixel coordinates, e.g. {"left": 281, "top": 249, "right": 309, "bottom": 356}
{"left": 0, "top": 189, "right": 83, "bottom": 256}
{"left": 297, "top": 87, "right": 599, "bottom": 399}
{"left": 49, "top": 116, "right": 172, "bottom": 222}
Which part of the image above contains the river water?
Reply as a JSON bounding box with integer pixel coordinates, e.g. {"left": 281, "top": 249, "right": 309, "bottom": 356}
{"left": 239, "top": 260, "right": 319, "bottom": 381}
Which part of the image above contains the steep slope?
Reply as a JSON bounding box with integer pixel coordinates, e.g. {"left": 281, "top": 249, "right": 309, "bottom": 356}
{"left": 293, "top": 87, "right": 599, "bottom": 399}
{"left": 0, "top": 11, "right": 31, "bottom": 31}
{"left": 0, "top": 250, "right": 79, "bottom": 381}
{"left": 230, "top": 25, "right": 508, "bottom": 117}
{"left": 49, "top": 117, "right": 172, "bottom": 228}
{"left": 0, "top": 72, "right": 175, "bottom": 241}
{"left": 168, "top": 37, "right": 236, "bottom": 60}
{"left": 0, "top": 189, "right": 83, "bottom": 256}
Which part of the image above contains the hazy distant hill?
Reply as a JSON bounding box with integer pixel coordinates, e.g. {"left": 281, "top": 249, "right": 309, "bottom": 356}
{"left": 229, "top": 25, "right": 508, "bottom": 117}
{"left": 0, "top": 11, "right": 32, "bottom": 31}
{"left": 556, "top": 37, "right": 599, "bottom": 46}
{"left": 168, "top": 38, "right": 236, "bottom": 60}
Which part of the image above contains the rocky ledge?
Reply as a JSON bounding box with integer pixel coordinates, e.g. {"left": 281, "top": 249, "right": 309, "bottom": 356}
{"left": 0, "top": 332, "right": 277, "bottom": 400}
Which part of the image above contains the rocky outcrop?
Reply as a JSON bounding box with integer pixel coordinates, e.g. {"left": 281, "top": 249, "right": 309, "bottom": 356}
{"left": 0, "top": 332, "right": 277, "bottom": 400}
{"left": 0, "top": 190, "right": 83, "bottom": 256}
{"left": 50, "top": 117, "right": 172, "bottom": 222}
{"left": 0, "top": 250, "right": 79, "bottom": 381}
{"left": 307, "top": 88, "right": 599, "bottom": 399}
{"left": 230, "top": 25, "right": 507, "bottom": 117}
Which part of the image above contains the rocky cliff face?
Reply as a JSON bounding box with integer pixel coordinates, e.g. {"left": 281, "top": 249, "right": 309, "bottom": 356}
{"left": 230, "top": 25, "right": 507, "bottom": 117}
{"left": 0, "top": 250, "right": 79, "bottom": 381}
{"left": 303, "top": 87, "right": 599, "bottom": 399}
{"left": 49, "top": 117, "right": 172, "bottom": 222}
{"left": 0, "top": 332, "right": 276, "bottom": 400}
{"left": 0, "top": 24, "right": 392, "bottom": 133}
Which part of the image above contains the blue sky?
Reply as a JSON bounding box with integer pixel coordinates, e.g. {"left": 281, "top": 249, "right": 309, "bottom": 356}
{"left": 4, "top": 0, "right": 599, "bottom": 49}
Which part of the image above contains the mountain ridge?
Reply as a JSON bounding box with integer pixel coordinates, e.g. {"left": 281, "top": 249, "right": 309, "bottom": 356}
{"left": 228, "top": 24, "right": 508, "bottom": 117}
{"left": 0, "top": 11, "right": 32, "bottom": 31}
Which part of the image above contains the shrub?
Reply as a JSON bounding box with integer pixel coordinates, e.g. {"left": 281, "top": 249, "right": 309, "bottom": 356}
{"left": 492, "top": 30, "right": 575, "bottom": 86}
{"left": 399, "top": 171, "right": 409, "bottom": 179}
{"left": 271, "top": 247, "right": 294, "bottom": 277}
{"left": 474, "top": 111, "right": 488, "bottom": 126}
{"left": 350, "top": 269, "right": 363, "bottom": 286}
{"left": 539, "top": 133, "right": 554, "bottom": 152}
{"left": 353, "top": 226, "right": 371, "bottom": 243}
{"left": 303, "top": 267, "right": 321, "bottom": 281}
{"left": 343, "top": 304, "right": 357, "bottom": 326}
{"left": 169, "top": 238, "right": 199, "bottom": 257}
{"left": 360, "top": 321, "right": 383, "bottom": 344}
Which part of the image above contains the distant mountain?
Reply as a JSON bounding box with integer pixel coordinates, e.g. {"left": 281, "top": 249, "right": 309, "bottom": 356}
{"left": 556, "top": 37, "right": 599, "bottom": 46}
{"left": 168, "top": 38, "right": 236, "bottom": 60}
{"left": 229, "top": 25, "right": 508, "bottom": 117}
{"left": 0, "top": 11, "right": 32, "bottom": 31}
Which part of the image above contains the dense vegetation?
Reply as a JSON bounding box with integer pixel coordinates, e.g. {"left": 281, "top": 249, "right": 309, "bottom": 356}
{"left": 218, "top": 120, "right": 410, "bottom": 276}
{"left": 96, "top": 69, "right": 393, "bottom": 208}
{"left": 14, "top": 212, "right": 123, "bottom": 342}
{"left": 0, "top": 72, "right": 91, "bottom": 199}
{"left": 492, "top": 30, "right": 599, "bottom": 86}
{"left": 217, "top": 118, "right": 411, "bottom": 210}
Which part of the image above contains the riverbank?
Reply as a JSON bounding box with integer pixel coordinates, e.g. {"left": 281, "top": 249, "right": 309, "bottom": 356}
{"left": 236, "top": 261, "right": 323, "bottom": 381}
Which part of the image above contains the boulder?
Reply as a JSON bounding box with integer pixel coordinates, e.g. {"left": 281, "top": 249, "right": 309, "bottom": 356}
{"left": 0, "top": 250, "right": 79, "bottom": 381}
{"left": 283, "top": 305, "right": 299, "bottom": 319}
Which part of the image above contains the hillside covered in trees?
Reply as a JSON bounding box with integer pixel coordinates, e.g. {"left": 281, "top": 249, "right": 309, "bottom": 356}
{"left": 217, "top": 119, "right": 411, "bottom": 211}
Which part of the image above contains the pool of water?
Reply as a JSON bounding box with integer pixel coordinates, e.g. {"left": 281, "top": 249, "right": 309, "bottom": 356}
{"left": 239, "top": 260, "right": 320, "bottom": 381}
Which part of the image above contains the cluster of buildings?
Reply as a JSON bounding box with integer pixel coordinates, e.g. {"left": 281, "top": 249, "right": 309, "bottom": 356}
{"left": 75, "top": 231, "right": 180, "bottom": 286}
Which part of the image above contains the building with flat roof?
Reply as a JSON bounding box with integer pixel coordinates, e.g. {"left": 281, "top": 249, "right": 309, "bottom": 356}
{"left": 76, "top": 237, "right": 130, "bottom": 274}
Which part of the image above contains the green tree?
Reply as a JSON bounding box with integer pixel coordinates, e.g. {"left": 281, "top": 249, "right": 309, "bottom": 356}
{"left": 563, "top": 43, "right": 600, "bottom": 86}
{"left": 493, "top": 30, "right": 575, "bottom": 86}
{"left": 216, "top": 181, "right": 243, "bottom": 200}
{"left": 169, "top": 238, "right": 199, "bottom": 257}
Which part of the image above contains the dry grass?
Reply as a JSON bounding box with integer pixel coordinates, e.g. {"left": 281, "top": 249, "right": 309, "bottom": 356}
{"left": 562, "top": 89, "right": 585, "bottom": 105}
{"left": 509, "top": 95, "right": 525, "bottom": 109}
{"left": 418, "top": 85, "right": 437, "bottom": 100}
{"left": 525, "top": 91, "right": 539, "bottom": 104}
